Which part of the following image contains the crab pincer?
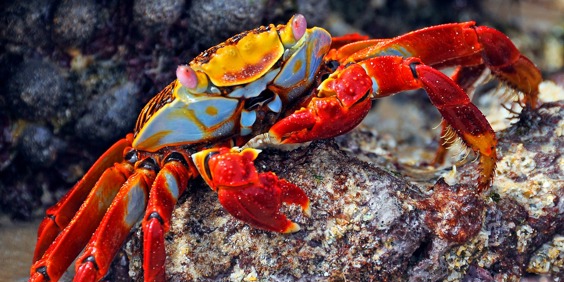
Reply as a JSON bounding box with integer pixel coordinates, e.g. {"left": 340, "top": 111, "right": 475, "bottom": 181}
{"left": 192, "top": 147, "right": 310, "bottom": 233}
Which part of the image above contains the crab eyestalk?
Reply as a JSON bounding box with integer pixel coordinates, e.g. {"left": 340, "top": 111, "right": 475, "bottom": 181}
{"left": 176, "top": 65, "right": 209, "bottom": 93}
{"left": 279, "top": 14, "right": 307, "bottom": 47}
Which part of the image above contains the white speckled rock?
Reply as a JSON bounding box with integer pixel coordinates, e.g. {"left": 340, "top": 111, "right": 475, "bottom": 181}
{"left": 121, "top": 83, "right": 564, "bottom": 281}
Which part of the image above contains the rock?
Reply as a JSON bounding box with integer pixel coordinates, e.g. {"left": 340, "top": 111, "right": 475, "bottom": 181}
{"left": 126, "top": 141, "right": 429, "bottom": 281}
{"left": 6, "top": 59, "right": 73, "bottom": 126}
{"left": 18, "top": 123, "right": 67, "bottom": 168}
{"left": 74, "top": 81, "right": 140, "bottom": 145}
{"left": 52, "top": 0, "right": 100, "bottom": 47}
{"left": 121, "top": 93, "right": 563, "bottom": 280}
{"left": 187, "top": 0, "right": 266, "bottom": 48}
{"left": 133, "top": 0, "right": 185, "bottom": 34}
{"left": 0, "top": 0, "right": 55, "bottom": 51}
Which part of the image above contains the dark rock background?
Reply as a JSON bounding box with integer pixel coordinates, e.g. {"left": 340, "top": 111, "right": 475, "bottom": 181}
{"left": 0, "top": 0, "right": 562, "bottom": 281}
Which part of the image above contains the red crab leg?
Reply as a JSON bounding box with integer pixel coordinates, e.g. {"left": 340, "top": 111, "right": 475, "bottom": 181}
{"left": 369, "top": 57, "right": 497, "bottom": 192}
{"left": 32, "top": 137, "right": 132, "bottom": 262}
{"left": 272, "top": 56, "right": 497, "bottom": 191}
{"left": 433, "top": 65, "right": 487, "bottom": 165}
{"left": 142, "top": 156, "right": 194, "bottom": 282}
{"left": 74, "top": 165, "right": 156, "bottom": 281}
{"left": 343, "top": 22, "right": 542, "bottom": 107}
{"left": 192, "top": 147, "right": 310, "bottom": 233}
{"left": 30, "top": 161, "right": 133, "bottom": 282}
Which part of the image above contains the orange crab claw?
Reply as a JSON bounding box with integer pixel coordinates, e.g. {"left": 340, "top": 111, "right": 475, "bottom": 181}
{"left": 269, "top": 63, "right": 373, "bottom": 144}
{"left": 192, "top": 147, "right": 309, "bottom": 233}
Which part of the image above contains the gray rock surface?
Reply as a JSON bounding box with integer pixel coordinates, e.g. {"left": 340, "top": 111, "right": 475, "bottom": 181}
{"left": 122, "top": 93, "right": 563, "bottom": 281}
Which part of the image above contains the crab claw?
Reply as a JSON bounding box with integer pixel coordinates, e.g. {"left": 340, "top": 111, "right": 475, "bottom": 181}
{"left": 192, "top": 147, "right": 310, "bottom": 233}
{"left": 270, "top": 63, "right": 373, "bottom": 144}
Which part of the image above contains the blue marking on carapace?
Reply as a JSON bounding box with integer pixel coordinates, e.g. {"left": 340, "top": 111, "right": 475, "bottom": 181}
{"left": 133, "top": 97, "right": 238, "bottom": 151}
{"left": 240, "top": 127, "right": 252, "bottom": 136}
{"left": 306, "top": 29, "right": 331, "bottom": 83}
{"left": 273, "top": 47, "right": 306, "bottom": 89}
{"left": 187, "top": 97, "right": 238, "bottom": 128}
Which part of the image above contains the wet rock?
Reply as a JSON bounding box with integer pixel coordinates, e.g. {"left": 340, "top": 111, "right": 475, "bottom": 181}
{"left": 0, "top": 0, "right": 55, "bottom": 51}
{"left": 0, "top": 178, "right": 41, "bottom": 221}
{"left": 188, "top": 0, "right": 266, "bottom": 48}
{"left": 75, "top": 81, "right": 140, "bottom": 146}
{"left": 461, "top": 265, "right": 494, "bottom": 282}
{"left": 6, "top": 59, "right": 73, "bottom": 127}
{"left": 52, "top": 0, "right": 100, "bottom": 48}
{"left": 133, "top": 0, "right": 185, "bottom": 34}
{"left": 417, "top": 179, "right": 485, "bottom": 243}
{"left": 0, "top": 114, "right": 16, "bottom": 171}
{"left": 120, "top": 97, "right": 563, "bottom": 281}
{"left": 18, "top": 124, "right": 67, "bottom": 168}
{"left": 295, "top": 0, "right": 330, "bottom": 27}
{"left": 126, "top": 141, "right": 429, "bottom": 281}
{"left": 263, "top": 0, "right": 330, "bottom": 28}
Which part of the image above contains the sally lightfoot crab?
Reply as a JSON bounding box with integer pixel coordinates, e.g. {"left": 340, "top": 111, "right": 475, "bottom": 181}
{"left": 30, "top": 14, "right": 541, "bottom": 281}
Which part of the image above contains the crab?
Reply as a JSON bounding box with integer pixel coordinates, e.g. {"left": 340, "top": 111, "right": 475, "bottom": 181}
{"left": 30, "top": 14, "right": 541, "bottom": 281}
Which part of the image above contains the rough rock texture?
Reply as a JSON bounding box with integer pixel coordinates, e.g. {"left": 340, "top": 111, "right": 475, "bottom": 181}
{"left": 1, "top": 0, "right": 563, "bottom": 281}
{"left": 118, "top": 98, "right": 563, "bottom": 281}
{"left": 128, "top": 141, "right": 428, "bottom": 281}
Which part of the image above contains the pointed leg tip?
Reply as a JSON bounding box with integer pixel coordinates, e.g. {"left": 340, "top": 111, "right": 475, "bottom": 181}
{"left": 302, "top": 201, "right": 311, "bottom": 217}
{"left": 283, "top": 222, "right": 301, "bottom": 233}
{"left": 267, "top": 131, "right": 284, "bottom": 144}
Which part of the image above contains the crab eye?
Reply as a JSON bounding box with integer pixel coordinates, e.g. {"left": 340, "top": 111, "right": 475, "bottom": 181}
{"left": 176, "top": 65, "right": 198, "bottom": 89}
{"left": 292, "top": 14, "right": 306, "bottom": 41}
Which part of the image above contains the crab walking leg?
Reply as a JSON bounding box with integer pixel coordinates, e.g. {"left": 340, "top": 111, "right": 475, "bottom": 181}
{"left": 74, "top": 167, "right": 156, "bottom": 282}
{"left": 33, "top": 137, "right": 132, "bottom": 262}
{"left": 433, "top": 65, "right": 487, "bottom": 165}
{"left": 192, "top": 147, "right": 310, "bottom": 233}
{"left": 29, "top": 161, "right": 133, "bottom": 282}
{"left": 413, "top": 61, "right": 497, "bottom": 191}
{"left": 343, "top": 22, "right": 542, "bottom": 107}
{"left": 142, "top": 158, "right": 193, "bottom": 282}
{"left": 365, "top": 56, "right": 497, "bottom": 191}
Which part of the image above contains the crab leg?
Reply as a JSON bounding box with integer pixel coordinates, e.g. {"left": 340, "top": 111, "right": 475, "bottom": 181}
{"left": 32, "top": 137, "right": 132, "bottom": 263}
{"left": 412, "top": 60, "right": 497, "bottom": 191}
{"left": 192, "top": 147, "right": 310, "bottom": 233}
{"left": 271, "top": 56, "right": 497, "bottom": 191}
{"left": 433, "top": 65, "right": 487, "bottom": 165}
{"left": 73, "top": 165, "right": 156, "bottom": 281}
{"left": 342, "top": 22, "right": 541, "bottom": 107}
{"left": 30, "top": 160, "right": 133, "bottom": 282}
{"left": 142, "top": 156, "right": 193, "bottom": 282}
